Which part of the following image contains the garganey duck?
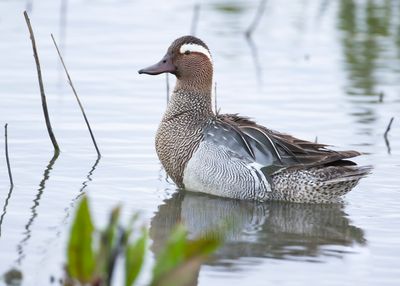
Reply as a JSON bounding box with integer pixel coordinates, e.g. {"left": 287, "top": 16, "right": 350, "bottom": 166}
{"left": 138, "top": 35, "right": 371, "bottom": 203}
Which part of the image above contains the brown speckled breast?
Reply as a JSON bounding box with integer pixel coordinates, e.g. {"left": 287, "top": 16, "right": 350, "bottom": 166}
{"left": 155, "top": 88, "right": 213, "bottom": 187}
{"left": 155, "top": 114, "right": 205, "bottom": 186}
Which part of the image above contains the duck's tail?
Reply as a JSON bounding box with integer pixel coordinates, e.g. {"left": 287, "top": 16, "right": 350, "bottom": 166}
{"left": 318, "top": 165, "right": 372, "bottom": 197}
{"left": 271, "top": 165, "right": 372, "bottom": 203}
{"left": 323, "top": 165, "right": 372, "bottom": 184}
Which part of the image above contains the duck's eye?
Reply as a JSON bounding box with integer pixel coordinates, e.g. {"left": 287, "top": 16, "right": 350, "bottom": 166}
{"left": 184, "top": 50, "right": 191, "bottom": 55}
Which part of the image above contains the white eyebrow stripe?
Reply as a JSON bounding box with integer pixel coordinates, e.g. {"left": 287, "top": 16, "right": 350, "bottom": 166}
{"left": 180, "top": 43, "right": 212, "bottom": 62}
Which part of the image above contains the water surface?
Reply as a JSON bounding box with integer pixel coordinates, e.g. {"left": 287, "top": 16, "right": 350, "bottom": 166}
{"left": 0, "top": 0, "right": 399, "bottom": 285}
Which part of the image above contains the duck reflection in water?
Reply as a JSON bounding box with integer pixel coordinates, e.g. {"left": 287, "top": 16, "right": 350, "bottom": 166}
{"left": 150, "top": 191, "right": 366, "bottom": 276}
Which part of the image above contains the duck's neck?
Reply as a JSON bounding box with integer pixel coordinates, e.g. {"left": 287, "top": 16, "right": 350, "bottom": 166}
{"left": 163, "top": 79, "right": 214, "bottom": 122}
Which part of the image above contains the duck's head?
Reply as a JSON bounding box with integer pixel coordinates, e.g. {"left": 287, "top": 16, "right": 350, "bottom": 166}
{"left": 138, "top": 36, "right": 213, "bottom": 88}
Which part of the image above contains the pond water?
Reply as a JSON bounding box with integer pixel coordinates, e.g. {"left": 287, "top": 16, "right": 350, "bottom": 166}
{"left": 0, "top": 0, "right": 399, "bottom": 285}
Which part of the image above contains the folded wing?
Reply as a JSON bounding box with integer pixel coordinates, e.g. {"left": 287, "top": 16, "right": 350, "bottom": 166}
{"left": 214, "top": 114, "right": 361, "bottom": 174}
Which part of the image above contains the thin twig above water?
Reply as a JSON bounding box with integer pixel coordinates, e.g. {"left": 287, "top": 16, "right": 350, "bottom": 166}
{"left": 24, "top": 11, "right": 60, "bottom": 155}
{"left": 244, "top": 0, "right": 267, "bottom": 86}
{"left": 379, "top": 92, "right": 384, "bottom": 103}
{"left": 384, "top": 117, "right": 394, "bottom": 154}
{"left": 245, "top": 0, "right": 267, "bottom": 38}
{"left": 51, "top": 34, "right": 101, "bottom": 158}
{"left": 245, "top": 36, "right": 263, "bottom": 86}
{"left": 384, "top": 117, "right": 394, "bottom": 137}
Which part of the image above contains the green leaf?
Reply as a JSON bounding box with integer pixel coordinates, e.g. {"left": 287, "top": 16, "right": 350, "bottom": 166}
{"left": 66, "top": 196, "right": 95, "bottom": 283}
{"left": 151, "top": 225, "right": 220, "bottom": 286}
{"left": 185, "top": 236, "right": 220, "bottom": 260}
{"left": 125, "top": 228, "right": 147, "bottom": 286}
{"left": 96, "top": 205, "right": 122, "bottom": 285}
{"left": 152, "top": 255, "right": 204, "bottom": 286}
{"left": 151, "top": 225, "right": 187, "bottom": 283}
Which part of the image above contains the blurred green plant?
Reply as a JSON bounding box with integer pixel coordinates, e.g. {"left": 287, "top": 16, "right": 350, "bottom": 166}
{"left": 64, "top": 196, "right": 220, "bottom": 286}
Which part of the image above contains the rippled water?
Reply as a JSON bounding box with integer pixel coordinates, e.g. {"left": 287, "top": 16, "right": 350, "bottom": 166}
{"left": 0, "top": 0, "right": 399, "bottom": 285}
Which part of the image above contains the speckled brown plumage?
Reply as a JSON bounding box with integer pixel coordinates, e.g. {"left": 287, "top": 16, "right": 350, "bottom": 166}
{"left": 155, "top": 89, "right": 211, "bottom": 186}
{"left": 139, "top": 35, "right": 372, "bottom": 203}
